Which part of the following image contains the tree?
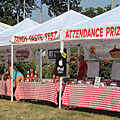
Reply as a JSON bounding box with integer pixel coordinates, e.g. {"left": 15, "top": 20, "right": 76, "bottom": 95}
{"left": 96, "top": 7, "right": 105, "bottom": 15}
{"left": 81, "top": 5, "right": 110, "bottom": 18}
{"left": 42, "top": 0, "right": 82, "bottom": 17}
{"left": 0, "top": 0, "right": 36, "bottom": 26}
{"left": 81, "top": 7, "right": 97, "bottom": 18}
{"left": 81, "top": 4, "right": 119, "bottom": 18}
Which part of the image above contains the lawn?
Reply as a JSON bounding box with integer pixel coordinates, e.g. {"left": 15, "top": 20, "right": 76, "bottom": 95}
{"left": 0, "top": 98, "right": 120, "bottom": 120}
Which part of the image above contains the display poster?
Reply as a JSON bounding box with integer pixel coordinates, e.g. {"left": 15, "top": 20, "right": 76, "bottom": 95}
{"left": 55, "top": 53, "right": 66, "bottom": 76}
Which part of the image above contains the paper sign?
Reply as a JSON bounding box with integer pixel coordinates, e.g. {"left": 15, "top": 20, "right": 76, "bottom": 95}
{"left": 61, "top": 52, "right": 67, "bottom": 58}
{"left": 14, "top": 49, "right": 32, "bottom": 62}
{"left": 94, "top": 77, "right": 101, "bottom": 88}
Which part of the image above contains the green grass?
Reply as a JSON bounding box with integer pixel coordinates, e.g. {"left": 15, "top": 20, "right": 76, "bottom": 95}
{"left": 0, "top": 98, "right": 120, "bottom": 120}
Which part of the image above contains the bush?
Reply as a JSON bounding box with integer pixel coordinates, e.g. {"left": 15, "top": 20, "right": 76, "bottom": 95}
{"left": 42, "top": 64, "right": 55, "bottom": 78}
{"left": 0, "top": 63, "right": 5, "bottom": 74}
{"left": 99, "top": 60, "right": 112, "bottom": 79}
{"left": 15, "top": 62, "right": 36, "bottom": 75}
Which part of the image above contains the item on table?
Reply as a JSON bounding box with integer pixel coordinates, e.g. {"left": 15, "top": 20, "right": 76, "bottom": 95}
{"left": 56, "top": 76, "right": 60, "bottom": 83}
{"left": 26, "top": 71, "right": 30, "bottom": 82}
{"left": 67, "top": 81, "right": 73, "bottom": 84}
{"left": 52, "top": 75, "right": 56, "bottom": 83}
{"left": 30, "top": 69, "right": 33, "bottom": 82}
{"left": 100, "top": 82, "right": 106, "bottom": 87}
{"left": 73, "top": 79, "right": 77, "bottom": 84}
{"left": 34, "top": 71, "right": 37, "bottom": 78}
{"left": 34, "top": 71, "right": 37, "bottom": 82}
{"left": 86, "top": 81, "right": 92, "bottom": 85}
{"left": 78, "top": 80, "right": 84, "bottom": 84}
{"left": 34, "top": 79, "right": 38, "bottom": 82}
{"left": 110, "top": 82, "right": 117, "bottom": 87}
{"left": 42, "top": 79, "right": 45, "bottom": 83}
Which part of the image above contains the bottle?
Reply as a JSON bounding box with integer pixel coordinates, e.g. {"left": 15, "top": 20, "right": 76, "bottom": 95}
{"left": 34, "top": 71, "right": 37, "bottom": 82}
{"left": 26, "top": 71, "right": 30, "bottom": 82}
{"left": 53, "top": 75, "right": 55, "bottom": 83}
{"left": 30, "top": 69, "right": 33, "bottom": 82}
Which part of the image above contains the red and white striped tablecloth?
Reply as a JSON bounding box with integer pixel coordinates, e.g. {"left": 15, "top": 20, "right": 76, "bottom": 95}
{"left": 15, "top": 82, "right": 60, "bottom": 104}
{"left": 0, "top": 81, "right": 15, "bottom": 96}
{"left": 62, "top": 84, "right": 120, "bottom": 112}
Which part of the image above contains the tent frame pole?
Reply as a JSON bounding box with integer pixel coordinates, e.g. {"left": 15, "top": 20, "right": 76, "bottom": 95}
{"left": 36, "top": 50, "right": 38, "bottom": 73}
{"left": 59, "top": 40, "right": 64, "bottom": 109}
{"left": 78, "top": 45, "right": 80, "bottom": 66}
{"left": 39, "top": 49, "right": 42, "bottom": 79}
{"left": 11, "top": 44, "right": 13, "bottom": 102}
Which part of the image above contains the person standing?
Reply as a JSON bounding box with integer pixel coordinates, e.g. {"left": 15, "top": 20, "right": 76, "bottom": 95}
{"left": 77, "top": 55, "right": 88, "bottom": 82}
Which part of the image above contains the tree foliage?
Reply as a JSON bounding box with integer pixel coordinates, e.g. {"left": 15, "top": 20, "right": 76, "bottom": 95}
{"left": 15, "top": 62, "right": 36, "bottom": 75}
{"left": 0, "top": 0, "right": 36, "bottom": 25}
{"left": 42, "top": 0, "right": 82, "bottom": 17}
{"left": 42, "top": 1, "right": 119, "bottom": 18}
{"left": 80, "top": 4, "right": 117, "bottom": 18}
{"left": 0, "top": 0, "right": 119, "bottom": 26}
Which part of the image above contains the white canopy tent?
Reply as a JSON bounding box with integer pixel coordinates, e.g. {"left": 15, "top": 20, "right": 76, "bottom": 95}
{"left": 67, "top": 6, "right": 120, "bottom": 28}
{"left": 10, "top": 10, "right": 90, "bottom": 109}
{"left": 0, "top": 18, "right": 39, "bottom": 49}
{"left": 61, "top": 6, "right": 120, "bottom": 60}
{"left": 0, "top": 27, "right": 4, "bottom": 32}
{"left": 14, "top": 10, "right": 90, "bottom": 37}
{"left": 0, "top": 22, "right": 11, "bottom": 33}
{"left": 0, "top": 22, "right": 11, "bottom": 30}
{"left": 0, "top": 18, "right": 39, "bottom": 103}
{"left": 10, "top": 6, "right": 120, "bottom": 109}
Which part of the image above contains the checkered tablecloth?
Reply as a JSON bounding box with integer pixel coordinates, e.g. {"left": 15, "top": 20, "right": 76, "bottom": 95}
{"left": 40, "top": 79, "right": 53, "bottom": 83}
{"left": 62, "top": 84, "right": 120, "bottom": 112}
{"left": 15, "top": 82, "right": 61, "bottom": 104}
{"left": 0, "top": 81, "right": 15, "bottom": 96}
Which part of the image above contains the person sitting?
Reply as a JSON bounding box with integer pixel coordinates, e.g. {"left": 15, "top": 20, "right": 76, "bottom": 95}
{"left": 3, "top": 61, "right": 24, "bottom": 86}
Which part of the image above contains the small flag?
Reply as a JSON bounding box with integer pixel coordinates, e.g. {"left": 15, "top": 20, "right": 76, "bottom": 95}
{"left": 35, "top": 0, "right": 41, "bottom": 8}
{"left": 17, "top": 0, "right": 20, "bottom": 14}
{"left": 17, "top": 0, "right": 20, "bottom": 7}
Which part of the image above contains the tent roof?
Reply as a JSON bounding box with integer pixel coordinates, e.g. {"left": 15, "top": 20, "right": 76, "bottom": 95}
{"left": 0, "top": 27, "right": 4, "bottom": 32}
{"left": 0, "top": 18, "right": 39, "bottom": 47}
{"left": 15, "top": 10, "right": 90, "bottom": 36}
{"left": 0, "top": 22, "right": 11, "bottom": 30}
{"left": 0, "top": 18, "right": 39, "bottom": 37}
{"left": 67, "top": 6, "right": 120, "bottom": 28}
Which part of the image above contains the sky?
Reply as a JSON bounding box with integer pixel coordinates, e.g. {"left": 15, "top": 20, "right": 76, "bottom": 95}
{"left": 29, "top": 0, "right": 120, "bottom": 24}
